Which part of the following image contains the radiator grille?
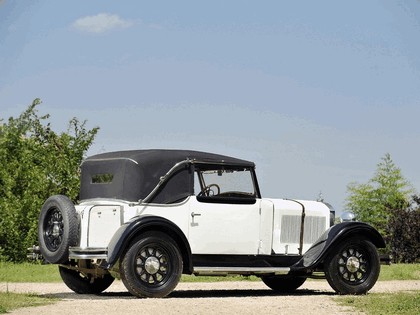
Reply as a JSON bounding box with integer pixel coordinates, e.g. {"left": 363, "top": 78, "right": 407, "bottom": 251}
{"left": 280, "top": 215, "right": 326, "bottom": 244}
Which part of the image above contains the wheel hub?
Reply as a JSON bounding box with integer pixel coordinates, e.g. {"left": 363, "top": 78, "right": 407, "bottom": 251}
{"left": 52, "top": 222, "right": 61, "bottom": 237}
{"left": 144, "top": 256, "right": 161, "bottom": 274}
{"left": 346, "top": 256, "right": 360, "bottom": 273}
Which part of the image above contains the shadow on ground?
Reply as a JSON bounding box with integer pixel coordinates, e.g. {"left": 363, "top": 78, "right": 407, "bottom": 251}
{"left": 42, "top": 288, "right": 335, "bottom": 300}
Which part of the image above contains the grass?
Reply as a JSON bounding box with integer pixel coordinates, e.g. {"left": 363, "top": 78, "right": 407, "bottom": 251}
{"left": 0, "top": 262, "right": 419, "bottom": 283}
{"left": 0, "top": 262, "right": 61, "bottom": 282}
{"left": 337, "top": 292, "right": 420, "bottom": 315}
{"left": 378, "top": 263, "right": 420, "bottom": 281}
{"left": 0, "top": 261, "right": 260, "bottom": 283}
{"left": 0, "top": 292, "right": 57, "bottom": 314}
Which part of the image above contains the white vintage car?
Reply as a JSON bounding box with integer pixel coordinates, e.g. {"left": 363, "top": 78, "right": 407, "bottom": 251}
{"left": 34, "top": 150, "right": 385, "bottom": 297}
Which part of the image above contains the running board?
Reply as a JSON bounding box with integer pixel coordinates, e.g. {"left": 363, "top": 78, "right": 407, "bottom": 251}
{"left": 193, "top": 266, "right": 290, "bottom": 276}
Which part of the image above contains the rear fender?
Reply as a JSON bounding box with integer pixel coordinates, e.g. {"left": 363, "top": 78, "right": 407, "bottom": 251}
{"left": 102, "top": 215, "right": 193, "bottom": 274}
{"left": 291, "top": 221, "right": 385, "bottom": 272}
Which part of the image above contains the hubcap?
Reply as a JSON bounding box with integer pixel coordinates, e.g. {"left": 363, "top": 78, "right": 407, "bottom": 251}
{"left": 135, "top": 245, "right": 169, "bottom": 285}
{"left": 145, "top": 256, "right": 161, "bottom": 274}
{"left": 52, "top": 222, "right": 61, "bottom": 237}
{"left": 346, "top": 256, "right": 360, "bottom": 273}
{"left": 338, "top": 247, "right": 369, "bottom": 284}
{"left": 44, "top": 208, "right": 64, "bottom": 252}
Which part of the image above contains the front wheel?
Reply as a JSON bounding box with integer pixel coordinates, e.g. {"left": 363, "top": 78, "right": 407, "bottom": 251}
{"left": 324, "top": 237, "right": 380, "bottom": 294}
{"left": 120, "top": 232, "right": 183, "bottom": 298}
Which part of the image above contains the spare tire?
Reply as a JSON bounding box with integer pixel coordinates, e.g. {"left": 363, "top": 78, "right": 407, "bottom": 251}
{"left": 38, "top": 195, "right": 79, "bottom": 264}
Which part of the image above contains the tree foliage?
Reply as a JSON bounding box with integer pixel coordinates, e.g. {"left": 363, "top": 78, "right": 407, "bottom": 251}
{"left": 0, "top": 99, "right": 99, "bottom": 261}
{"left": 387, "top": 196, "right": 420, "bottom": 263}
{"left": 346, "top": 154, "right": 418, "bottom": 261}
{"left": 346, "top": 153, "right": 414, "bottom": 238}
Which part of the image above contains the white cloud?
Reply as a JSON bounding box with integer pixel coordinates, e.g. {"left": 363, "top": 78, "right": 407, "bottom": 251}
{"left": 72, "top": 13, "right": 133, "bottom": 34}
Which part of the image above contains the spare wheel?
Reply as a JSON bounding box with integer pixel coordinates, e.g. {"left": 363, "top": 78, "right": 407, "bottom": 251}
{"left": 38, "top": 195, "right": 78, "bottom": 264}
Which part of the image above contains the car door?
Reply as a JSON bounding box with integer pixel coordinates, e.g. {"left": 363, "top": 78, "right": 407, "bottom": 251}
{"left": 188, "top": 196, "right": 262, "bottom": 254}
{"left": 187, "top": 166, "right": 272, "bottom": 255}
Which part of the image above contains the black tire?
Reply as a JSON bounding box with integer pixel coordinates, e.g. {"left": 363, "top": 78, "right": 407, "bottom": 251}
{"left": 324, "top": 237, "right": 380, "bottom": 294}
{"left": 120, "top": 231, "right": 183, "bottom": 298}
{"left": 38, "top": 195, "right": 78, "bottom": 264}
{"left": 59, "top": 266, "right": 115, "bottom": 294}
{"left": 261, "top": 275, "right": 306, "bottom": 292}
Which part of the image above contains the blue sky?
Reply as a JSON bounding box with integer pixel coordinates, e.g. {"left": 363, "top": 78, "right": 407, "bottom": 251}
{"left": 1, "top": 0, "right": 419, "bottom": 212}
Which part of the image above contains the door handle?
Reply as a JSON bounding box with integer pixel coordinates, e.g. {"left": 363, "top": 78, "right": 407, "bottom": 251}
{"left": 191, "top": 212, "right": 202, "bottom": 218}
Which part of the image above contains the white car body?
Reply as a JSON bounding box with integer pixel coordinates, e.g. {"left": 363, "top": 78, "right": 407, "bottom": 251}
{"left": 73, "top": 197, "right": 330, "bottom": 264}
{"left": 35, "top": 149, "right": 384, "bottom": 297}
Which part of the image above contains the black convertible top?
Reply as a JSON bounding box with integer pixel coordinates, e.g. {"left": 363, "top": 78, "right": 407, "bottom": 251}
{"left": 79, "top": 149, "right": 255, "bottom": 203}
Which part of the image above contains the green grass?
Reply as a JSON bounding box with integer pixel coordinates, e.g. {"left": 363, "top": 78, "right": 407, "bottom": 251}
{"left": 0, "top": 262, "right": 419, "bottom": 283}
{"left": 379, "top": 263, "right": 420, "bottom": 281}
{"left": 0, "top": 292, "right": 57, "bottom": 314}
{"left": 337, "top": 292, "right": 420, "bottom": 315}
{"left": 0, "top": 262, "right": 61, "bottom": 282}
{"left": 0, "top": 262, "right": 260, "bottom": 283}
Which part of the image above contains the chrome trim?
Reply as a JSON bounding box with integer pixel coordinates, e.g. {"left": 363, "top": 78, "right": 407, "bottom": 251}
{"left": 84, "top": 157, "right": 139, "bottom": 165}
{"left": 193, "top": 266, "right": 290, "bottom": 276}
{"left": 69, "top": 247, "right": 108, "bottom": 260}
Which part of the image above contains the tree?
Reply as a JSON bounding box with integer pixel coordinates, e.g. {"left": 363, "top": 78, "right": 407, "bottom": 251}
{"left": 0, "top": 99, "right": 99, "bottom": 261}
{"left": 345, "top": 153, "right": 414, "bottom": 239}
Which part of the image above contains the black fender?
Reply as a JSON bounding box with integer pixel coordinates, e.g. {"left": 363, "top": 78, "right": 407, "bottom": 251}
{"left": 291, "top": 221, "right": 385, "bottom": 272}
{"left": 102, "top": 215, "right": 193, "bottom": 274}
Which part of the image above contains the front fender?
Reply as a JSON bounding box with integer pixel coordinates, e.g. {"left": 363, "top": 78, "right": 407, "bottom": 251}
{"left": 102, "top": 215, "right": 193, "bottom": 273}
{"left": 291, "top": 221, "right": 385, "bottom": 272}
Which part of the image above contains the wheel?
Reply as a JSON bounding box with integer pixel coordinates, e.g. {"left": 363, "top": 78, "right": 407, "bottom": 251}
{"left": 324, "top": 237, "right": 380, "bottom": 294}
{"left": 261, "top": 275, "right": 306, "bottom": 292}
{"left": 38, "top": 195, "right": 78, "bottom": 264}
{"left": 120, "top": 231, "right": 183, "bottom": 298}
{"left": 59, "top": 266, "right": 115, "bottom": 294}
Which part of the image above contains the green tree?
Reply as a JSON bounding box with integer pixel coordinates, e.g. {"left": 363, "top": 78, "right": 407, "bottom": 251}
{"left": 0, "top": 99, "right": 99, "bottom": 261}
{"left": 345, "top": 153, "right": 414, "bottom": 238}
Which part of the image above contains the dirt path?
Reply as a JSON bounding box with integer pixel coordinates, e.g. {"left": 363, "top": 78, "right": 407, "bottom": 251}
{"left": 1, "top": 280, "right": 419, "bottom": 315}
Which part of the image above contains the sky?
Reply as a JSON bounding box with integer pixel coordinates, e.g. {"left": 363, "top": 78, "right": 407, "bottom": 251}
{"left": 1, "top": 0, "right": 419, "bottom": 213}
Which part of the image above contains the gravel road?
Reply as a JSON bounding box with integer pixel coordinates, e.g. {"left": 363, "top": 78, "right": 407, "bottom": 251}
{"left": 1, "top": 280, "right": 419, "bottom": 315}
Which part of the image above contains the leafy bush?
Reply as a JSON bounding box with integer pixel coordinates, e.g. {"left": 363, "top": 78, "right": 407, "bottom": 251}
{"left": 0, "top": 99, "right": 98, "bottom": 261}
{"left": 387, "top": 196, "right": 420, "bottom": 263}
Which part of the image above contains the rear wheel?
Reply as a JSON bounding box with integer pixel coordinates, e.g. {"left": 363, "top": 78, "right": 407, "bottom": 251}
{"left": 324, "top": 237, "right": 380, "bottom": 294}
{"left": 59, "top": 266, "right": 114, "bottom": 294}
{"left": 261, "top": 275, "right": 306, "bottom": 292}
{"left": 120, "top": 231, "right": 182, "bottom": 298}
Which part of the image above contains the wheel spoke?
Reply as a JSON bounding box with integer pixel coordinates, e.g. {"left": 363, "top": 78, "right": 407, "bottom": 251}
{"left": 337, "top": 245, "right": 371, "bottom": 284}
{"left": 133, "top": 243, "right": 173, "bottom": 285}
{"left": 355, "top": 272, "right": 363, "bottom": 281}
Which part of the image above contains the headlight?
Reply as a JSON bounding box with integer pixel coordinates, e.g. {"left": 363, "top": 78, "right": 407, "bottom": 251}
{"left": 340, "top": 211, "right": 356, "bottom": 222}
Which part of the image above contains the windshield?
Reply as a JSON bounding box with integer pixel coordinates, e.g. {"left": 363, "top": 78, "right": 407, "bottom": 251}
{"left": 195, "top": 168, "right": 256, "bottom": 197}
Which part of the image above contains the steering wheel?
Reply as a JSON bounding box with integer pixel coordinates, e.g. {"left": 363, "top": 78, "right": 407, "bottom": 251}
{"left": 198, "top": 184, "right": 221, "bottom": 196}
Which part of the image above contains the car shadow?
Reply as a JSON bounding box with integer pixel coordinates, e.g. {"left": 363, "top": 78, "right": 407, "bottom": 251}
{"left": 42, "top": 288, "right": 335, "bottom": 300}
